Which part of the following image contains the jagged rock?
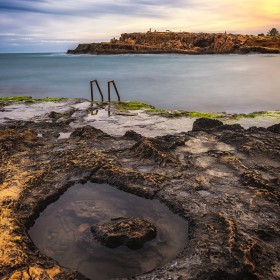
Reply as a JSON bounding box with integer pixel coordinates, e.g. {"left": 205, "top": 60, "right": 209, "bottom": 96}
{"left": 91, "top": 217, "right": 157, "bottom": 249}
{"left": 123, "top": 130, "right": 143, "bottom": 141}
{"left": 68, "top": 32, "right": 280, "bottom": 55}
{"left": 0, "top": 128, "right": 39, "bottom": 154}
{"left": 215, "top": 124, "right": 244, "bottom": 131}
{"left": 192, "top": 118, "right": 223, "bottom": 131}
{"left": 267, "top": 123, "right": 280, "bottom": 134}
{"left": 48, "top": 111, "right": 61, "bottom": 119}
{"left": 247, "top": 126, "right": 268, "bottom": 133}
{"left": 1, "top": 101, "right": 280, "bottom": 280}
{"left": 130, "top": 138, "right": 179, "bottom": 165}
{"left": 70, "top": 125, "right": 108, "bottom": 138}
{"left": 48, "top": 109, "right": 76, "bottom": 121}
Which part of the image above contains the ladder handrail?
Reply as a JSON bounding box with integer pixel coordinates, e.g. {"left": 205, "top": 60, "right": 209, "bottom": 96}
{"left": 90, "top": 80, "right": 104, "bottom": 103}
{"left": 108, "top": 80, "right": 121, "bottom": 102}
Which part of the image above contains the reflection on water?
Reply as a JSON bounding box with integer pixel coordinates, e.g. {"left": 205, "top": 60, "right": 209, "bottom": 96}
{"left": 29, "top": 183, "right": 188, "bottom": 280}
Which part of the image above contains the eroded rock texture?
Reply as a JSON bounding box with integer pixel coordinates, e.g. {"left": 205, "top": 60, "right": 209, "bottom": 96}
{"left": 0, "top": 112, "right": 279, "bottom": 280}
{"left": 68, "top": 32, "right": 280, "bottom": 55}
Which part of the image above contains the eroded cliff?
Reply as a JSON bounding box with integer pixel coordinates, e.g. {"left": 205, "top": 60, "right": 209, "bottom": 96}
{"left": 68, "top": 32, "right": 280, "bottom": 54}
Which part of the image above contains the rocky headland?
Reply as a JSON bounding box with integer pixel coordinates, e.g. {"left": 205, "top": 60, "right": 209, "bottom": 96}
{"left": 68, "top": 31, "right": 280, "bottom": 55}
{"left": 0, "top": 99, "right": 279, "bottom": 279}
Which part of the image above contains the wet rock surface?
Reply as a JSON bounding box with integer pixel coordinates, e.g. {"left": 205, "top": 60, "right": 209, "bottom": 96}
{"left": 0, "top": 101, "right": 280, "bottom": 280}
{"left": 91, "top": 217, "right": 157, "bottom": 249}
{"left": 192, "top": 117, "right": 223, "bottom": 131}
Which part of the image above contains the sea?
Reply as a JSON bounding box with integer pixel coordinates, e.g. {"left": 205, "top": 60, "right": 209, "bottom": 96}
{"left": 0, "top": 53, "right": 280, "bottom": 113}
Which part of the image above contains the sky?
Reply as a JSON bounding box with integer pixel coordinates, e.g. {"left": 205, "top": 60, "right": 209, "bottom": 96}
{"left": 0, "top": 0, "right": 279, "bottom": 53}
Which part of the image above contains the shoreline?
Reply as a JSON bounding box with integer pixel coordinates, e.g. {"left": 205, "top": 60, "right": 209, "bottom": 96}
{"left": 0, "top": 97, "right": 279, "bottom": 279}
{"left": 0, "top": 98, "right": 279, "bottom": 136}
{"left": 68, "top": 31, "right": 280, "bottom": 55}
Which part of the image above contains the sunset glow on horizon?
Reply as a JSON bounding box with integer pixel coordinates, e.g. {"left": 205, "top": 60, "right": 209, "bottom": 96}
{"left": 0, "top": 0, "right": 279, "bottom": 52}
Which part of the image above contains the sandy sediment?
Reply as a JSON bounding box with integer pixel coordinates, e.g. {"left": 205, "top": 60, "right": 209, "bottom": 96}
{"left": 0, "top": 100, "right": 279, "bottom": 279}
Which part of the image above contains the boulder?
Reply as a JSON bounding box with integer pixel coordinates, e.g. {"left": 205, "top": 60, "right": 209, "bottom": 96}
{"left": 91, "top": 217, "right": 157, "bottom": 249}
{"left": 70, "top": 125, "right": 108, "bottom": 138}
{"left": 123, "top": 130, "right": 143, "bottom": 141}
{"left": 192, "top": 118, "right": 223, "bottom": 131}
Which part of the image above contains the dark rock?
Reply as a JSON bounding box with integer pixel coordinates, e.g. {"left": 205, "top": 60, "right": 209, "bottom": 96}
{"left": 204, "top": 270, "right": 259, "bottom": 280}
{"left": 247, "top": 126, "right": 267, "bottom": 133}
{"left": 192, "top": 118, "right": 223, "bottom": 131}
{"left": 48, "top": 111, "right": 61, "bottom": 119}
{"left": 0, "top": 128, "right": 39, "bottom": 154}
{"left": 91, "top": 217, "right": 157, "bottom": 249}
{"left": 123, "top": 130, "right": 143, "bottom": 141}
{"left": 48, "top": 109, "right": 76, "bottom": 121}
{"left": 70, "top": 125, "right": 108, "bottom": 139}
{"left": 267, "top": 123, "right": 280, "bottom": 134}
{"left": 215, "top": 124, "right": 244, "bottom": 131}
{"left": 130, "top": 139, "right": 179, "bottom": 166}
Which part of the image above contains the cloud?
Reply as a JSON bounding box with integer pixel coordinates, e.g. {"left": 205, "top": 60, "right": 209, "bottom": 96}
{"left": 0, "top": 0, "right": 279, "bottom": 52}
{"left": 0, "top": 0, "right": 49, "bottom": 14}
{"left": 0, "top": 0, "right": 187, "bottom": 18}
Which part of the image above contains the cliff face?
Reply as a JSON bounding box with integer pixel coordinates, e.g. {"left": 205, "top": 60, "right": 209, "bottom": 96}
{"left": 68, "top": 32, "right": 280, "bottom": 54}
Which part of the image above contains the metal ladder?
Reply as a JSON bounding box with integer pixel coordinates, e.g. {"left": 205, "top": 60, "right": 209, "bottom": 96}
{"left": 90, "top": 80, "right": 121, "bottom": 103}
{"left": 107, "top": 80, "right": 120, "bottom": 102}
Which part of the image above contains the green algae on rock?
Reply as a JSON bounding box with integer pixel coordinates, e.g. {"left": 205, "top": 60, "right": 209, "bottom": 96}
{"left": 115, "top": 101, "right": 155, "bottom": 111}
{"left": 230, "top": 111, "right": 280, "bottom": 120}
{"left": 0, "top": 96, "right": 71, "bottom": 106}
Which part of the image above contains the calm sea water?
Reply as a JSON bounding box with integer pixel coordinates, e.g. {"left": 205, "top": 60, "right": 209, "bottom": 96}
{"left": 0, "top": 53, "right": 280, "bottom": 113}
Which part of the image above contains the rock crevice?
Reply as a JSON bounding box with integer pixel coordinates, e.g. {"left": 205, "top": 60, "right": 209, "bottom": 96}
{"left": 0, "top": 107, "right": 279, "bottom": 280}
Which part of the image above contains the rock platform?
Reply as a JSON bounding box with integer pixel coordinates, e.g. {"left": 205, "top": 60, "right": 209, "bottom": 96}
{"left": 0, "top": 100, "right": 279, "bottom": 279}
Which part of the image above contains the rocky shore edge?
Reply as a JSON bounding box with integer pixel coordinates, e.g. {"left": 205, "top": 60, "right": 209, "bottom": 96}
{"left": 0, "top": 99, "right": 279, "bottom": 280}
{"left": 68, "top": 31, "right": 280, "bottom": 55}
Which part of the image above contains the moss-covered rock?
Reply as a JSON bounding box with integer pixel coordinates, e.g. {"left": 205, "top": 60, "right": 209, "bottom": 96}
{"left": 115, "top": 101, "right": 155, "bottom": 111}
{"left": 0, "top": 96, "right": 71, "bottom": 106}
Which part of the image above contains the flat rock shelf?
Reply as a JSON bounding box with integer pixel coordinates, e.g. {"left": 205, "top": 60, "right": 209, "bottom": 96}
{"left": 0, "top": 99, "right": 279, "bottom": 280}
{"left": 28, "top": 183, "right": 188, "bottom": 280}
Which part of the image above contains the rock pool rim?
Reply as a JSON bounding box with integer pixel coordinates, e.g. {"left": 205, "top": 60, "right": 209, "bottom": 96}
{"left": 28, "top": 182, "right": 189, "bottom": 280}
{"left": 1, "top": 98, "right": 279, "bottom": 280}
{"left": 25, "top": 179, "right": 191, "bottom": 239}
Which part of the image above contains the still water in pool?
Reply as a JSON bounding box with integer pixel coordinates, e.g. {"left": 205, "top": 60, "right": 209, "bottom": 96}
{"left": 29, "top": 182, "right": 188, "bottom": 279}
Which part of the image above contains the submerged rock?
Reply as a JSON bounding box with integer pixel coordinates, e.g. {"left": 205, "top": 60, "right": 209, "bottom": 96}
{"left": 91, "top": 217, "right": 157, "bottom": 249}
